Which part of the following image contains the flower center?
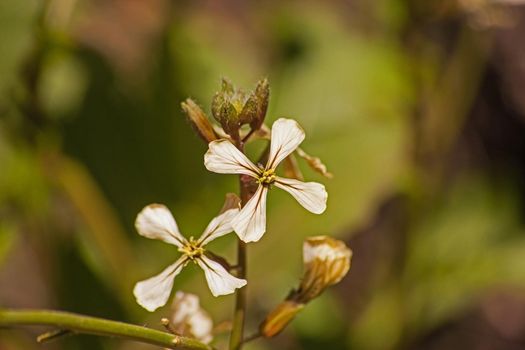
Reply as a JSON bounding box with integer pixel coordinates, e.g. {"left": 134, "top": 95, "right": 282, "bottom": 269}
{"left": 179, "top": 237, "right": 205, "bottom": 260}
{"left": 257, "top": 169, "right": 276, "bottom": 186}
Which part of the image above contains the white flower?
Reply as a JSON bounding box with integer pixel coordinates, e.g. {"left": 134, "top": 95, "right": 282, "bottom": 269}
{"left": 170, "top": 291, "right": 214, "bottom": 344}
{"left": 204, "top": 118, "right": 327, "bottom": 242}
{"left": 133, "top": 201, "right": 247, "bottom": 312}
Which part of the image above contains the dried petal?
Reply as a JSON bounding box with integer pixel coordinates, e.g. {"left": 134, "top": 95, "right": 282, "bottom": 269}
{"left": 282, "top": 153, "right": 304, "bottom": 181}
{"left": 296, "top": 148, "right": 333, "bottom": 178}
{"left": 260, "top": 301, "right": 304, "bottom": 338}
{"left": 181, "top": 98, "right": 217, "bottom": 143}
{"left": 295, "top": 235, "right": 352, "bottom": 302}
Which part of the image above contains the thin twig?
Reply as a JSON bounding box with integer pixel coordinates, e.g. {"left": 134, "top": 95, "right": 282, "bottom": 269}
{"left": 241, "top": 127, "right": 257, "bottom": 143}
{"left": 242, "top": 332, "right": 262, "bottom": 344}
{"left": 37, "top": 329, "right": 72, "bottom": 343}
{"left": 161, "top": 317, "right": 177, "bottom": 334}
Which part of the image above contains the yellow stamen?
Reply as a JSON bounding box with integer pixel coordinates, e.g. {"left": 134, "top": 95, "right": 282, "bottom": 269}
{"left": 257, "top": 169, "right": 276, "bottom": 186}
{"left": 179, "top": 237, "right": 205, "bottom": 261}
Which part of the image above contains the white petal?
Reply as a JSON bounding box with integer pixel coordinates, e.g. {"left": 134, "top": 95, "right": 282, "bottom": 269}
{"left": 303, "top": 236, "right": 352, "bottom": 264}
{"left": 204, "top": 139, "right": 259, "bottom": 177}
{"left": 197, "top": 208, "right": 239, "bottom": 246}
{"left": 171, "top": 291, "right": 200, "bottom": 324}
{"left": 197, "top": 255, "right": 247, "bottom": 297}
{"left": 266, "top": 118, "right": 305, "bottom": 170}
{"left": 171, "top": 291, "right": 214, "bottom": 344}
{"left": 231, "top": 185, "right": 268, "bottom": 242}
{"left": 274, "top": 177, "right": 327, "bottom": 214}
{"left": 133, "top": 256, "right": 188, "bottom": 312}
{"left": 135, "top": 204, "right": 186, "bottom": 247}
{"left": 190, "top": 310, "right": 214, "bottom": 344}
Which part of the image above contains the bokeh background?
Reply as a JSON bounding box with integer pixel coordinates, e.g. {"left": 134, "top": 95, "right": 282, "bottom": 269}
{"left": 2, "top": 0, "right": 525, "bottom": 349}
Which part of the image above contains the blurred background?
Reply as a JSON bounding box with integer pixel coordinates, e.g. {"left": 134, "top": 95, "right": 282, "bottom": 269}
{"left": 2, "top": 0, "right": 525, "bottom": 349}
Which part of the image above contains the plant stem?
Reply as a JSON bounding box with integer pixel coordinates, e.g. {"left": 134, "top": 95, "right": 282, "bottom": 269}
{"left": 229, "top": 142, "right": 251, "bottom": 350}
{"left": 229, "top": 238, "right": 247, "bottom": 350}
{"left": 0, "top": 309, "right": 212, "bottom": 350}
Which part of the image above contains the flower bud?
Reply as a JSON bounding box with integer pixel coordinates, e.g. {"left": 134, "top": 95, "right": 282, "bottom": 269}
{"left": 211, "top": 79, "right": 239, "bottom": 137}
{"left": 211, "top": 78, "right": 269, "bottom": 139}
{"left": 260, "top": 301, "right": 304, "bottom": 338}
{"left": 295, "top": 235, "right": 351, "bottom": 303}
{"left": 169, "top": 291, "right": 213, "bottom": 344}
{"left": 181, "top": 98, "right": 217, "bottom": 143}
{"left": 239, "top": 78, "right": 269, "bottom": 130}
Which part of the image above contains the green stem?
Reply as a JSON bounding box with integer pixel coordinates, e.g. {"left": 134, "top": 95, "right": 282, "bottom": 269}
{"left": 0, "top": 309, "right": 212, "bottom": 350}
{"left": 229, "top": 143, "right": 251, "bottom": 350}
{"left": 229, "top": 238, "right": 247, "bottom": 350}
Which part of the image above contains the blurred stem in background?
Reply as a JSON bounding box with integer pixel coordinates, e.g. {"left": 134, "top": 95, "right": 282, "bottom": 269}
{"left": 50, "top": 154, "right": 136, "bottom": 309}
{"left": 411, "top": 25, "right": 491, "bottom": 191}
{"left": 17, "top": 0, "right": 137, "bottom": 313}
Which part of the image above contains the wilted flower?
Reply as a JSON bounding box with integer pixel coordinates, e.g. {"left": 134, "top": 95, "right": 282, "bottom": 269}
{"left": 260, "top": 235, "right": 351, "bottom": 337}
{"left": 169, "top": 291, "right": 214, "bottom": 344}
{"left": 295, "top": 148, "right": 333, "bottom": 179}
{"left": 181, "top": 98, "right": 217, "bottom": 143}
{"left": 133, "top": 196, "right": 247, "bottom": 311}
{"left": 204, "top": 118, "right": 327, "bottom": 242}
{"left": 259, "top": 301, "right": 304, "bottom": 338}
{"left": 296, "top": 235, "right": 352, "bottom": 302}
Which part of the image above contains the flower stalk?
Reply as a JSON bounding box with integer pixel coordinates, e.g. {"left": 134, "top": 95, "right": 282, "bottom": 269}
{"left": 229, "top": 144, "right": 251, "bottom": 350}
{"left": 0, "top": 309, "right": 213, "bottom": 350}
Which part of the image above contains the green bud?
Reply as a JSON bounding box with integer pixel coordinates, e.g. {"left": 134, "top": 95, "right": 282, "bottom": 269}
{"left": 252, "top": 78, "right": 269, "bottom": 129}
{"left": 211, "top": 78, "right": 270, "bottom": 140}
{"left": 238, "top": 93, "right": 259, "bottom": 124}
{"left": 221, "top": 77, "right": 234, "bottom": 94}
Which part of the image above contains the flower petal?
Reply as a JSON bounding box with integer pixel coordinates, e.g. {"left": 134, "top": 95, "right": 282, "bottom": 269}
{"left": 171, "top": 291, "right": 214, "bottom": 344}
{"left": 135, "top": 204, "right": 186, "bottom": 247}
{"left": 231, "top": 185, "right": 268, "bottom": 242}
{"left": 133, "top": 256, "right": 188, "bottom": 312}
{"left": 204, "top": 139, "right": 260, "bottom": 177}
{"left": 274, "top": 177, "right": 327, "bottom": 214}
{"left": 191, "top": 309, "right": 214, "bottom": 344}
{"left": 197, "top": 255, "right": 247, "bottom": 297}
{"left": 197, "top": 208, "right": 239, "bottom": 246}
{"left": 266, "top": 118, "right": 305, "bottom": 170}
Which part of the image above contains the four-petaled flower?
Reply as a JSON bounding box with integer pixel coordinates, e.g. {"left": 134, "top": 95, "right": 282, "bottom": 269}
{"left": 133, "top": 203, "right": 247, "bottom": 311}
{"left": 204, "top": 118, "right": 328, "bottom": 242}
